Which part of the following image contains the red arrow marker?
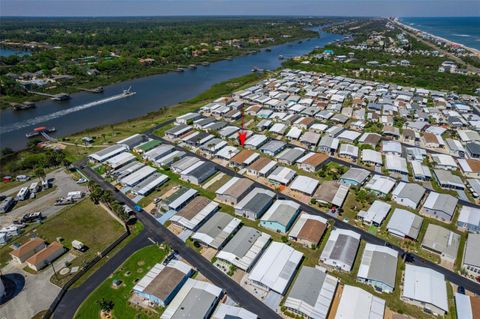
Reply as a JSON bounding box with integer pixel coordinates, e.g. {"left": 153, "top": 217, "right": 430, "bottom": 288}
{"left": 239, "top": 131, "right": 247, "bottom": 146}
{"left": 239, "top": 107, "right": 246, "bottom": 146}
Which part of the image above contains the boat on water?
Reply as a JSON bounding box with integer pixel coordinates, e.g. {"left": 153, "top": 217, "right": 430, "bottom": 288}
{"left": 278, "top": 55, "right": 285, "bottom": 60}
{"left": 176, "top": 68, "right": 185, "bottom": 72}
{"left": 189, "top": 64, "right": 197, "bottom": 70}
{"left": 51, "top": 93, "right": 70, "bottom": 101}
{"left": 265, "top": 48, "right": 272, "bottom": 52}
{"left": 11, "top": 101, "right": 36, "bottom": 111}
{"left": 26, "top": 126, "right": 56, "bottom": 138}
{"left": 201, "top": 62, "right": 210, "bottom": 66}
{"left": 122, "top": 86, "right": 136, "bottom": 97}
{"left": 251, "top": 67, "right": 265, "bottom": 73}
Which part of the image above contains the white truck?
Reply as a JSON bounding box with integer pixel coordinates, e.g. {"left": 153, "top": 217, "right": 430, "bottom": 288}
{"left": 67, "top": 191, "right": 85, "bottom": 200}
{"left": 72, "top": 240, "right": 86, "bottom": 251}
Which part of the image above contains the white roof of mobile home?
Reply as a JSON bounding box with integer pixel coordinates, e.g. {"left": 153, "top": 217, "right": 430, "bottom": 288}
{"left": 105, "top": 151, "right": 135, "bottom": 169}
{"left": 286, "top": 127, "right": 303, "bottom": 139}
{"left": 362, "top": 149, "right": 382, "bottom": 165}
{"left": 357, "top": 200, "right": 391, "bottom": 225}
{"left": 120, "top": 165, "right": 156, "bottom": 187}
{"left": 403, "top": 264, "right": 448, "bottom": 312}
{"left": 216, "top": 226, "right": 271, "bottom": 271}
{"left": 385, "top": 154, "right": 408, "bottom": 173}
{"left": 387, "top": 208, "right": 423, "bottom": 239}
{"left": 248, "top": 242, "right": 303, "bottom": 294}
{"left": 335, "top": 285, "right": 385, "bottom": 319}
{"left": 132, "top": 173, "right": 169, "bottom": 196}
{"left": 161, "top": 278, "right": 222, "bottom": 319}
{"left": 212, "top": 304, "right": 258, "bottom": 319}
{"left": 364, "top": 175, "right": 396, "bottom": 195}
{"left": 290, "top": 175, "right": 319, "bottom": 195}
{"left": 284, "top": 266, "right": 338, "bottom": 319}
{"left": 268, "top": 166, "right": 296, "bottom": 185}
{"left": 89, "top": 144, "right": 128, "bottom": 162}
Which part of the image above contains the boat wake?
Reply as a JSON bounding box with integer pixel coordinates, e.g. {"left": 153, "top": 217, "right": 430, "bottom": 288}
{"left": 0, "top": 89, "right": 136, "bottom": 135}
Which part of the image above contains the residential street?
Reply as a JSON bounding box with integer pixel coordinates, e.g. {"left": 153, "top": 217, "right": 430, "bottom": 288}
{"left": 60, "top": 163, "right": 282, "bottom": 319}
{"left": 150, "top": 134, "right": 480, "bottom": 295}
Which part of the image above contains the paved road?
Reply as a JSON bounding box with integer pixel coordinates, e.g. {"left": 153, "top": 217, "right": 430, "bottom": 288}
{"left": 53, "top": 230, "right": 150, "bottom": 319}
{"left": 151, "top": 134, "right": 480, "bottom": 295}
{"left": 68, "top": 164, "right": 281, "bottom": 319}
{"left": 0, "top": 253, "right": 75, "bottom": 319}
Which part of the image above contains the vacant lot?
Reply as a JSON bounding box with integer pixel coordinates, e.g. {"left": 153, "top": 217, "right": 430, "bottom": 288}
{"left": 75, "top": 245, "right": 169, "bottom": 319}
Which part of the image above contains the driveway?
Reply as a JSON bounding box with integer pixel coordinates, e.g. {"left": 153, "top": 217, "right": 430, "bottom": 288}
{"left": 0, "top": 169, "right": 87, "bottom": 227}
{"left": 0, "top": 253, "right": 75, "bottom": 319}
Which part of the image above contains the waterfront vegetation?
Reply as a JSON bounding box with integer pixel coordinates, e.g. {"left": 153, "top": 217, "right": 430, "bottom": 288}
{"left": 0, "top": 17, "right": 331, "bottom": 108}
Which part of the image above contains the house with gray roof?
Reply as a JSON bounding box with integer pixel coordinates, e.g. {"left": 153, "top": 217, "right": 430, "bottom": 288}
{"left": 165, "top": 124, "right": 192, "bottom": 139}
{"left": 421, "top": 224, "right": 460, "bottom": 262}
{"left": 180, "top": 161, "right": 217, "bottom": 185}
{"left": 433, "top": 169, "right": 465, "bottom": 190}
{"left": 215, "top": 177, "right": 254, "bottom": 206}
{"left": 318, "top": 136, "right": 339, "bottom": 155}
{"left": 260, "top": 200, "right": 300, "bottom": 233}
{"left": 283, "top": 266, "right": 338, "bottom": 319}
{"left": 391, "top": 182, "right": 426, "bottom": 209}
{"left": 387, "top": 208, "right": 423, "bottom": 240}
{"left": 421, "top": 192, "right": 458, "bottom": 222}
{"left": 260, "top": 140, "right": 287, "bottom": 157}
{"left": 357, "top": 243, "right": 398, "bottom": 293}
{"left": 340, "top": 167, "right": 370, "bottom": 186}
{"left": 160, "top": 278, "right": 222, "bottom": 319}
{"left": 234, "top": 188, "right": 276, "bottom": 220}
{"left": 191, "top": 212, "right": 241, "bottom": 249}
{"left": 276, "top": 147, "right": 306, "bottom": 165}
{"left": 457, "top": 206, "right": 480, "bottom": 233}
{"left": 320, "top": 228, "right": 361, "bottom": 272}
{"left": 463, "top": 233, "right": 480, "bottom": 276}
{"left": 215, "top": 226, "right": 271, "bottom": 271}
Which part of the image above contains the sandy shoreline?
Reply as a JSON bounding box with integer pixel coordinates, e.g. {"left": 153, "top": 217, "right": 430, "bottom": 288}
{"left": 393, "top": 18, "right": 480, "bottom": 57}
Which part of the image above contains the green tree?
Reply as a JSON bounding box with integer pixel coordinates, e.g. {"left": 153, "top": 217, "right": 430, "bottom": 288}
{"left": 96, "top": 298, "right": 114, "bottom": 312}
{"left": 34, "top": 166, "right": 46, "bottom": 182}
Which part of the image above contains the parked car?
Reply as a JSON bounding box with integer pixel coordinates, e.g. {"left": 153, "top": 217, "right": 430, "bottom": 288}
{"left": 16, "top": 175, "right": 30, "bottom": 182}
{"left": 21, "top": 211, "right": 43, "bottom": 223}
{"left": 76, "top": 178, "right": 88, "bottom": 184}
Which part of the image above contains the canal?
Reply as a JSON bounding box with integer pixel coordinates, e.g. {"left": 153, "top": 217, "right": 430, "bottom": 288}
{"left": 0, "top": 29, "right": 342, "bottom": 150}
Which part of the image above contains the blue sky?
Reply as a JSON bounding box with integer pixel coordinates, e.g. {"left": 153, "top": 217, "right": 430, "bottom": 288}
{"left": 1, "top": 0, "right": 479, "bottom": 17}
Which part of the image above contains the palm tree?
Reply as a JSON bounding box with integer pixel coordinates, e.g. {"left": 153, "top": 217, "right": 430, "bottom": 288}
{"left": 34, "top": 166, "right": 46, "bottom": 183}
{"left": 96, "top": 298, "right": 114, "bottom": 313}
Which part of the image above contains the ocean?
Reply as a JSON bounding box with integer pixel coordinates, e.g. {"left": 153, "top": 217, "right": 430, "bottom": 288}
{"left": 400, "top": 17, "right": 480, "bottom": 50}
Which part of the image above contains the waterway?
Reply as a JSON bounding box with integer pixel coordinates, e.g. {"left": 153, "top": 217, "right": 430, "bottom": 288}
{"left": 0, "top": 28, "right": 342, "bottom": 151}
{"left": 0, "top": 47, "right": 31, "bottom": 57}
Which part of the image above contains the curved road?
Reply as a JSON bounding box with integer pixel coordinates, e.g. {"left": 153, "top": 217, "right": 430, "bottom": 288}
{"left": 53, "top": 231, "right": 150, "bottom": 319}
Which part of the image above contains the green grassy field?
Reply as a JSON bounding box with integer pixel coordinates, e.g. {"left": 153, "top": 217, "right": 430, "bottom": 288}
{"left": 75, "top": 245, "right": 169, "bottom": 319}
{"left": 0, "top": 199, "right": 125, "bottom": 283}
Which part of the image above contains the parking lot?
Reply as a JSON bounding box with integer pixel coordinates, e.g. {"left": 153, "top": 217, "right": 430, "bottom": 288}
{"left": 0, "top": 169, "right": 87, "bottom": 226}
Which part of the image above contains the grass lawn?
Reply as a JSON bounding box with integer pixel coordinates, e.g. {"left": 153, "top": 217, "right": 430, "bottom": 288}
{"left": 72, "top": 221, "right": 144, "bottom": 288}
{"left": 0, "top": 198, "right": 126, "bottom": 283}
{"left": 75, "top": 245, "right": 170, "bottom": 319}
{"left": 137, "top": 181, "right": 173, "bottom": 207}
{"left": 0, "top": 180, "right": 22, "bottom": 193}
{"left": 206, "top": 174, "right": 232, "bottom": 192}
